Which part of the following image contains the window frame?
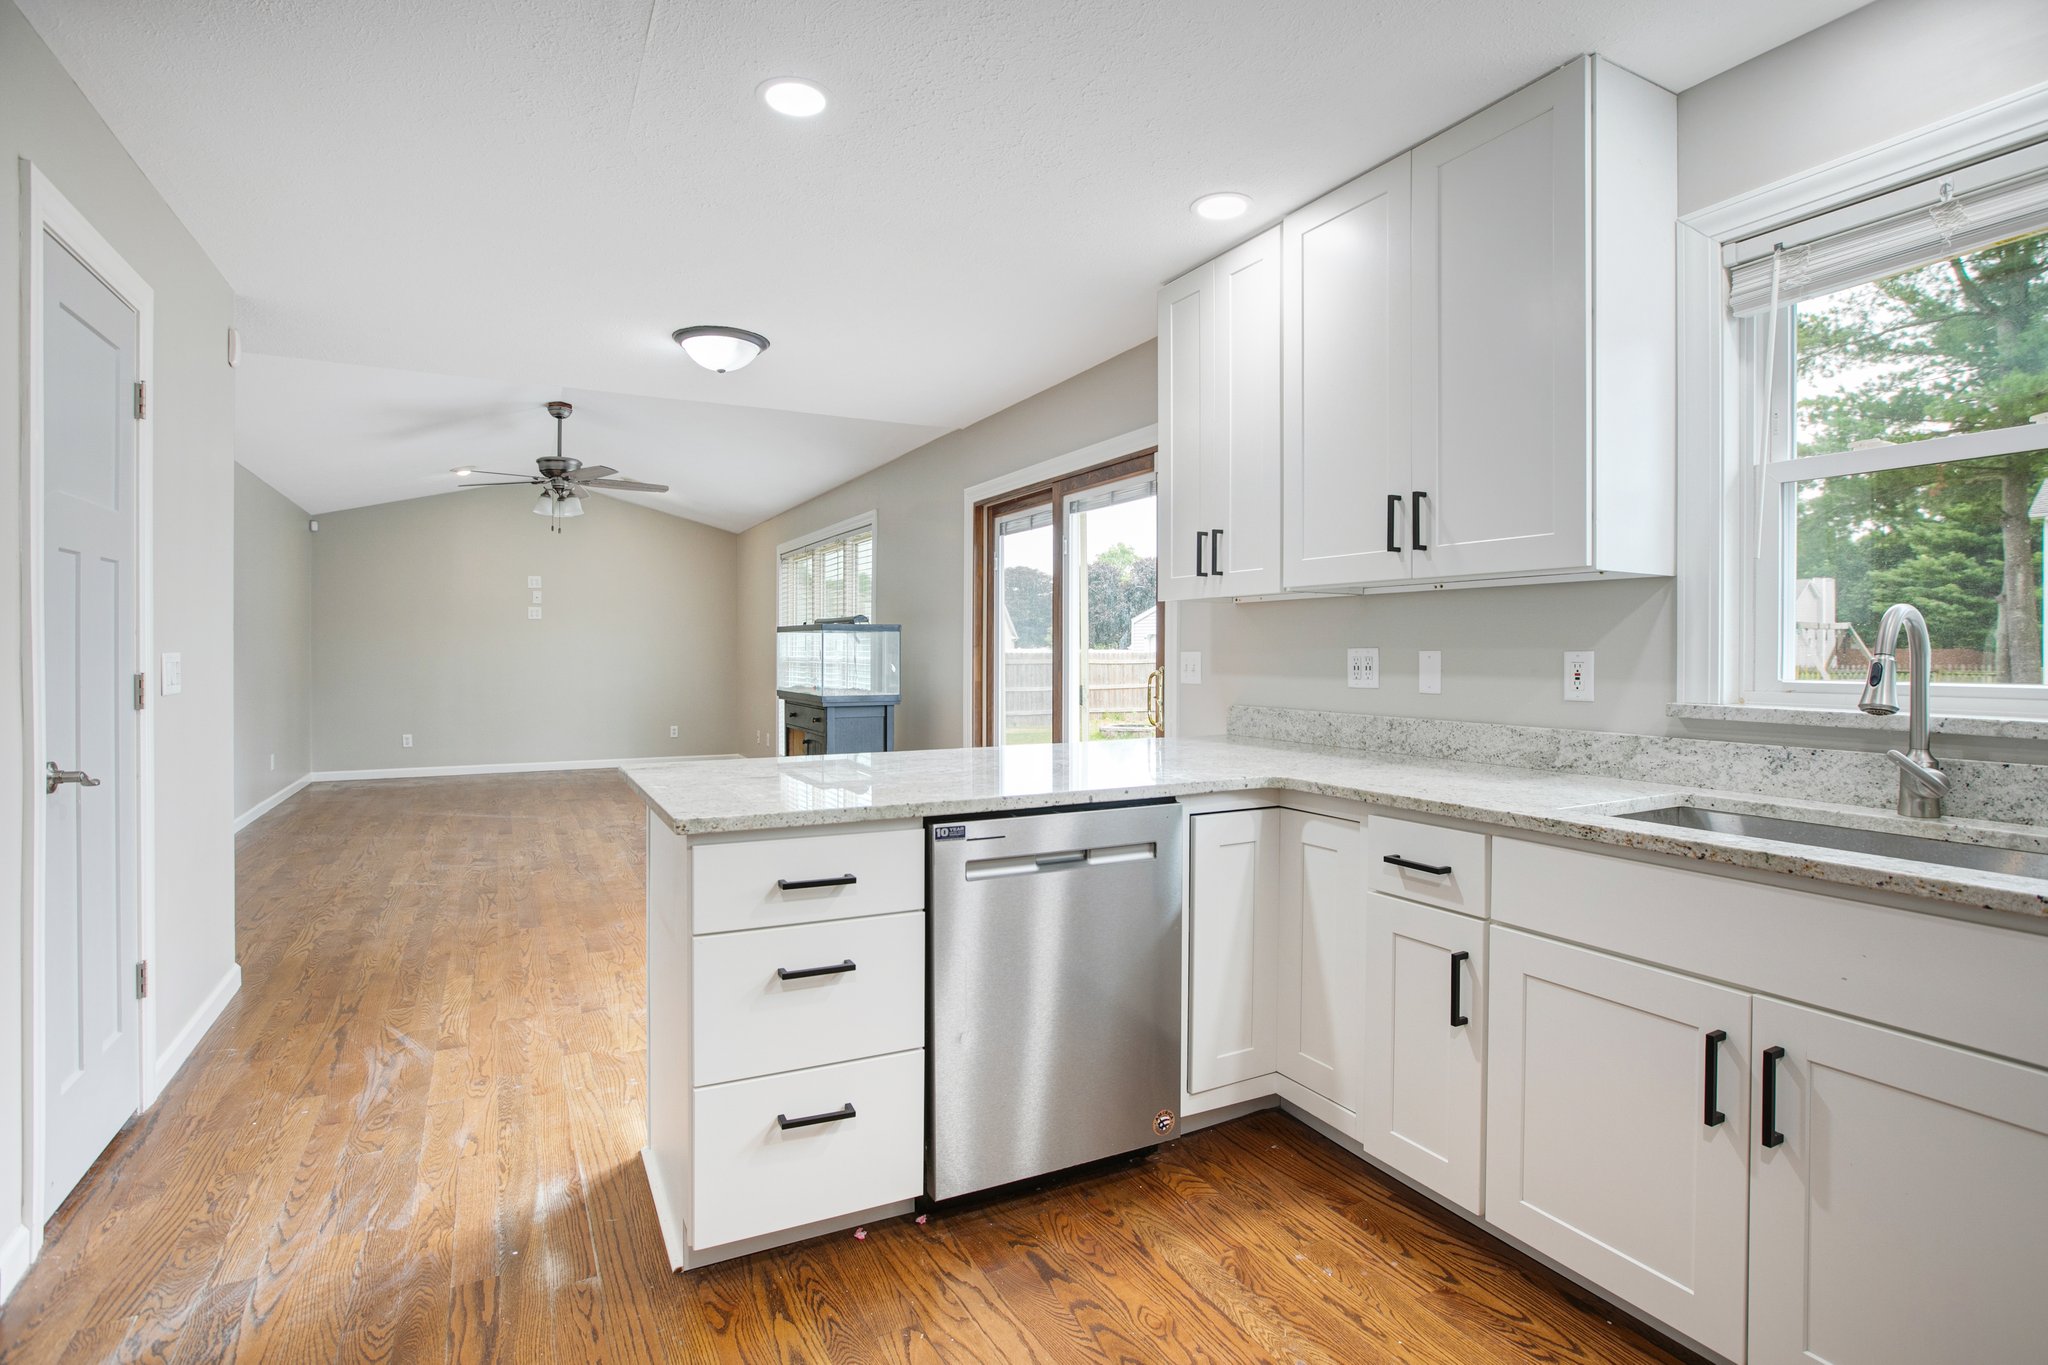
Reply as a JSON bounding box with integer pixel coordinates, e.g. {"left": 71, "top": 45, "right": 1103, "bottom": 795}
{"left": 776, "top": 510, "right": 877, "bottom": 627}
{"left": 1677, "top": 88, "right": 2048, "bottom": 722}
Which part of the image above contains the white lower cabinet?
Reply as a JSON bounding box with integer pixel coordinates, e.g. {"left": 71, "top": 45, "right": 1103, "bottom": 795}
{"left": 1747, "top": 997, "right": 2048, "bottom": 1365}
{"left": 1485, "top": 927, "right": 1752, "bottom": 1362}
{"left": 1359, "top": 895, "right": 1484, "bottom": 1212}
{"left": 1276, "top": 810, "right": 1365, "bottom": 1115}
{"left": 1187, "top": 807, "right": 1280, "bottom": 1092}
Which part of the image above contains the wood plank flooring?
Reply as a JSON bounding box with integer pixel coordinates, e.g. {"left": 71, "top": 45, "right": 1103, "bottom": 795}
{"left": 0, "top": 771, "right": 1697, "bottom": 1364}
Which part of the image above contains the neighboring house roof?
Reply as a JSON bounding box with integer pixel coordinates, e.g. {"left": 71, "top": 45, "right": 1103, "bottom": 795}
{"left": 2031, "top": 479, "right": 2048, "bottom": 519}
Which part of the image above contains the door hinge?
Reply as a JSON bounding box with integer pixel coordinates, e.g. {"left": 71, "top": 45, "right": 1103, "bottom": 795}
{"left": 134, "top": 671, "right": 147, "bottom": 711}
{"left": 135, "top": 961, "right": 149, "bottom": 1000}
{"left": 134, "top": 380, "right": 148, "bottom": 419}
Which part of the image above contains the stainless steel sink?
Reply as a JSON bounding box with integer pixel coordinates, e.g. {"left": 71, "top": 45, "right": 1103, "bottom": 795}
{"left": 1618, "top": 806, "right": 2048, "bottom": 880}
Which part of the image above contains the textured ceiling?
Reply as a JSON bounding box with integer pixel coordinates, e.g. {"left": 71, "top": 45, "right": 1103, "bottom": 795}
{"left": 22, "top": 0, "right": 1865, "bottom": 526}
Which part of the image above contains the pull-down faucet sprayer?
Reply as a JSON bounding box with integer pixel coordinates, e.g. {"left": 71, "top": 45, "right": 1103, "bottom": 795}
{"left": 1857, "top": 603, "right": 1949, "bottom": 819}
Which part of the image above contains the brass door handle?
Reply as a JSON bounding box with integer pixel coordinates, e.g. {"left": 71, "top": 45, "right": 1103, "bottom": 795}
{"left": 46, "top": 761, "right": 101, "bottom": 794}
{"left": 1145, "top": 668, "right": 1164, "bottom": 731}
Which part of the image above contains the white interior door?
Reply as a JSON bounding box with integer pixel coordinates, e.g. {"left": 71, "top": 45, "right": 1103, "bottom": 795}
{"left": 41, "top": 230, "right": 143, "bottom": 1212}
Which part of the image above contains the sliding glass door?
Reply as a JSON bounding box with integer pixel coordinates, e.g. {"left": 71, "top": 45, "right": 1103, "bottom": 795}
{"left": 975, "top": 450, "right": 1163, "bottom": 745}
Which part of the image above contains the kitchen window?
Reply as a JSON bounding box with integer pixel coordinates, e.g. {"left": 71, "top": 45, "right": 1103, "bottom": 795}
{"left": 778, "top": 514, "right": 875, "bottom": 626}
{"left": 1724, "top": 140, "right": 2048, "bottom": 714}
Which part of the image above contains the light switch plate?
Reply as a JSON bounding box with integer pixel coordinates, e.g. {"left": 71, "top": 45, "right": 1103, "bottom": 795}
{"left": 1178, "top": 651, "right": 1203, "bottom": 685}
{"left": 159, "top": 652, "right": 182, "bottom": 695}
{"left": 1418, "top": 650, "right": 1442, "bottom": 694}
{"left": 528, "top": 606, "right": 542, "bottom": 620}
{"left": 1564, "top": 650, "right": 1595, "bottom": 701}
{"left": 1347, "top": 648, "right": 1380, "bottom": 689}
{"left": 531, "top": 590, "right": 543, "bottom": 604}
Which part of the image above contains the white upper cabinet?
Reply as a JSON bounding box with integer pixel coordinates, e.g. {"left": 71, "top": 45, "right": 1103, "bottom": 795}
{"left": 1157, "top": 228, "right": 1283, "bottom": 601}
{"left": 1283, "top": 157, "right": 1412, "bottom": 588}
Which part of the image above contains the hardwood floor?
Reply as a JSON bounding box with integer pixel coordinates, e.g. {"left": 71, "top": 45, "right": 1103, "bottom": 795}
{"left": 0, "top": 771, "right": 1696, "bottom": 1364}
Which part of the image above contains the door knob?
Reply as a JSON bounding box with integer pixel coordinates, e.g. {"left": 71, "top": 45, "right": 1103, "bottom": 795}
{"left": 46, "top": 761, "right": 101, "bottom": 794}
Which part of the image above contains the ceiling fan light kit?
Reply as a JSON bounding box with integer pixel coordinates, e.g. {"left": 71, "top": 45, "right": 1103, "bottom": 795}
{"left": 672, "top": 325, "right": 770, "bottom": 373}
{"left": 450, "top": 401, "right": 670, "bottom": 532}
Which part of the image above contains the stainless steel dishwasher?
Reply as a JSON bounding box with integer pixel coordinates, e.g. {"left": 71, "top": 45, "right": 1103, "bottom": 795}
{"left": 927, "top": 800, "right": 1184, "bottom": 1202}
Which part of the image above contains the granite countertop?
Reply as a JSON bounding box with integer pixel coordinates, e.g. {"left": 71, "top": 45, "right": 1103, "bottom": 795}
{"left": 619, "top": 736, "right": 2048, "bottom": 921}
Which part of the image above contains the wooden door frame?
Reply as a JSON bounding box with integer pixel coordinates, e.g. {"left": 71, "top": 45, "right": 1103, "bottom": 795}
{"left": 969, "top": 446, "right": 1162, "bottom": 746}
{"left": 19, "top": 162, "right": 160, "bottom": 1242}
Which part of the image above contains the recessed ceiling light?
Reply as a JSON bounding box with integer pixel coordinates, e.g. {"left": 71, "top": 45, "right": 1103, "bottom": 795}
{"left": 760, "top": 78, "right": 827, "bottom": 118}
{"left": 1191, "top": 192, "right": 1251, "bottom": 221}
{"left": 673, "top": 325, "right": 772, "bottom": 373}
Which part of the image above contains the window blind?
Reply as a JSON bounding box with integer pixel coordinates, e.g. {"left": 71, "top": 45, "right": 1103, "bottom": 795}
{"left": 1727, "top": 154, "right": 2048, "bottom": 317}
{"left": 778, "top": 523, "right": 874, "bottom": 625}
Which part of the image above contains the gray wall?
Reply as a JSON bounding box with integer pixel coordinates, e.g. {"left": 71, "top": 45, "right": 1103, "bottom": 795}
{"left": 233, "top": 464, "right": 313, "bottom": 817}
{"left": 735, "top": 342, "right": 1158, "bottom": 754}
{"left": 2, "top": 0, "right": 238, "bottom": 1273}
{"left": 310, "top": 487, "right": 740, "bottom": 772}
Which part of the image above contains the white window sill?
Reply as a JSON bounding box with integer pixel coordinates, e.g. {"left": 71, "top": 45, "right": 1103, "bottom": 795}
{"left": 1667, "top": 703, "right": 2048, "bottom": 744}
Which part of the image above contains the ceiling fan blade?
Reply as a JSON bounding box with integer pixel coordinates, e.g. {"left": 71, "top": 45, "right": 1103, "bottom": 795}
{"left": 564, "top": 465, "right": 618, "bottom": 483}
{"left": 584, "top": 478, "right": 669, "bottom": 492}
{"left": 463, "top": 468, "right": 540, "bottom": 480}
{"left": 456, "top": 480, "right": 535, "bottom": 487}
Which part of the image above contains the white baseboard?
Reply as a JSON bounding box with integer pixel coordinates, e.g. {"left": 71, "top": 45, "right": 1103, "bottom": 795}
{"left": 306, "top": 753, "right": 740, "bottom": 784}
{"left": 233, "top": 774, "right": 311, "bottom": 832}
{"left": 0, "top": 1223, "right": 31, "bottom": 1307}
{"left": 152, "top": 962, "right": 241, "bottom": 1093}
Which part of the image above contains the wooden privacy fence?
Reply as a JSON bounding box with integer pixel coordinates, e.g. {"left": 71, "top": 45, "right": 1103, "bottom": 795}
{"left": 1001, "top": 648, "right": 1156, "bottom": 737}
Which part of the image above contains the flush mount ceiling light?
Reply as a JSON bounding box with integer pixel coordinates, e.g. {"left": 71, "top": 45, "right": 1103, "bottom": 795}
{"left": 1191, "top": 191, "right": 1252, "bottom": 221}
{"left": 672, "top": 325, "right": 771, "bottom": 373}
{"left": 760, "top": 77, "right": 827, "bottom": 117}
{"left": 451, "top": 466, "right": 474, "bottom": 476}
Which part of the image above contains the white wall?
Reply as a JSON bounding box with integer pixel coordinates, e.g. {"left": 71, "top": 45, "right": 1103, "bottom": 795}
{"left": 233, "top": 464, "right": 312, "bottom": 818}
{"left": 2, "top": 0, "right": 238, "bottom": 1293}
{"left": 309, "top": 487, "right": 740, "bottom": 772}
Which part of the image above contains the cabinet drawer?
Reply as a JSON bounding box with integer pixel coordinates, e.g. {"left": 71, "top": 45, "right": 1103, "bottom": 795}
{"left": 1366, "top": 815, "right": 1487, "bottom": 915}
{"left": 692, "top": 912, "right": 925, "bottom": 1085}
{"left": 693, "top": 827, "right": 922, "bottom": 933}
{"left": 787, "top": 705, "right": 826, "bottom": 731}
{"left": 690, "top": 1049, "right": 924, "bottom": 1250}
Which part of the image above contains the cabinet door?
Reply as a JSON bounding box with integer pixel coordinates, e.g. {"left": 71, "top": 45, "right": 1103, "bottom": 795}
{"left": 1276, "top": 810, "right": 1364, "bottom": 1115}
{"left": 1411, "top": 59, "right": 1591, "bottom": 580}
{"left": 1360, "top": 896, "right": 1484, "bottom": 1212}
{"left": 1748, "top": 998, "right": 2048, "bottom": 1365}
{"left": 1486, "top": 928, "right": 1750, "bottom": 1361}
{"left": 1187, "top": 808, "right": 1279, "bottom": 1093}
{"left": 1207, "top": 227, "right": 1283, "bottom": 596}
{"left": 1157, "top": 261, "right": 1212, "bottom": 601}
{"left": 1282, "top": 157, "right": 1412, "bottom": 588}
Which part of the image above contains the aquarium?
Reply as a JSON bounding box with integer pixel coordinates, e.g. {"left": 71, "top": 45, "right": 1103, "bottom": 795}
{"left": 775, "top": 622, "right": 902, "bottom": 701}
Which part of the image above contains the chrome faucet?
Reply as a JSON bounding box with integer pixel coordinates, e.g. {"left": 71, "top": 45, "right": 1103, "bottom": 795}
{"left": 1857, "top": 603, "right": 1948, "bottom": 818}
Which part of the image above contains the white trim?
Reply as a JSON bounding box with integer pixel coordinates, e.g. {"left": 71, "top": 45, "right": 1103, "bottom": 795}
{"left": 0, "top": 1224, "right": 31, "bottom": 1306}
{"left": 233, "top": 774, "right": 312, "bottom": 832}
{"left": 152, "top": 963, "right": 241, "bottom": 1086}
{"left": 775, "top": 507, "right": 876, "bottom": 559}
{"left": 20, "top": 162, "right": 158, "bottom": 1236}
{"left": 305, "top": 754, "right": 736, "bottom": 783}
{"left": 640, "top": 1146, "right": 687, "bottom": 1270}
{"left": 956, "top": 423, "right": 1159, "bottom": 745}
{"left": 1675, "top": 83, "right": 2048, "bottom": 718}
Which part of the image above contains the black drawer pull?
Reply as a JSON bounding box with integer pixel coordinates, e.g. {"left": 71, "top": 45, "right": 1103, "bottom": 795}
{"left": 1760, "top": 1045, "right": 1786, "bottom": 1148}
{"left": 776, "top": 959, "right": 856, "bottom": 981}
{"left": 1386, "top": 493, "right": 1404, "bottom": 553}
{"left": 1195, "top": 530, "right": 1209, "bottom": 577}
{"left": 1383, "top": 854, "right": 1453, "bottom": 877}
{"left": 777, "top": 1103, "right": 856, "bottom": 1131}
{"left": 776, "top": 874, "right": 857, "bottom": 891}
{"left": 1449, "top": 950, "right": 1470, "bottom": 1027}
{"left": 1703, "top": 1029, "right": 1727, "bottom": 1127}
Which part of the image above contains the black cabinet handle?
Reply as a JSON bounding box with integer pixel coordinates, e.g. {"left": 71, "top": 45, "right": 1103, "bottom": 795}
{"left": 1386, "top": 494, "right": 1404, "bottom": 553}
{"left": 1412, "top": 490, "right": 1429, "bottom": 551}
{"left": 1449, "top": 950, "right": 1470, "bottom": 1027}
{"left": 1703, "top": 1029, "right": 1727, "bottom": 1127}
{"left": 1383, "top": 854, "right": 1453, "bottom": 877}
{"left": 776, "top": 959, "right": 856, "bottom": 981}
{"left": 776, "top": 874, "right": 857, "bottom": 891}
{"left": 1211, "top": 527, "right": 1223, "bottom": 577}
{"left": 1760, "top": 1045, "right": 1786, "bottom": 1148}
{"left": 776, "top": 1103, "right": 856, "bottom": 1131}
{"left": 1195, "top": 530, "right": 1209, "bottom": 577}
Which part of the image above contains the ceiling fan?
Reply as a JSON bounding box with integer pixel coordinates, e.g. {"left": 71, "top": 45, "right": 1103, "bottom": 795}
{"left": 454, "top": 401, "right": 670, "bottom": 531}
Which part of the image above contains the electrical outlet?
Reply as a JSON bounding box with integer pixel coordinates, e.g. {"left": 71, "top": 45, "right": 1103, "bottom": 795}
{"left": 1564, "top": 650, "right": 1596, "bottom": 702}
{"left": 527, "top": 606, "right": 542, "bottom": 620}
{"left": 528, "top": 575, "right": 541, "bottom": 589}
{"left": 1178, "top": 651, "right": 1203, "bottom": 685}
{"left": 1419, "top": 650, "right": 1442, "bottom": 694}
{"left": 402, "top": 733, "right": 413, "bottom": 748}
{"left": 160, "top": 652, "right": 182, "bottom": 695}
{"left": 1347, "top": 648, "right": 1380, "bottom": 689}
{"left": 669, "top": 725, "right": 679, "bottom": 738}
{"left": 268, "top": 753, "right": 276, "bottom": 771}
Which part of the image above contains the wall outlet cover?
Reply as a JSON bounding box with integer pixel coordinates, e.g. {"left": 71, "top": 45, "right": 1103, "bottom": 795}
{"left": 401, "top": 733, "right": 413, "bottom": 748}
{"left": 1178, "top": 651, "right": 1203, "bottom": 685}
{"left": 669, "top": 725, "right": 679, "bottom": 738}
{"left": 1564, "top": 650, "right": 1595, "bottom": 702}
{"left": 159, "top": 652, "right": 182, "bottom": 695}
{"left": 1419, "top": 650, "right": 1442, "bottom": 695}
{"left": 527, "top": 606, "right": 543, "bottom": 620}
{"left": 1347, "top": 647, "right": 1380, "bottom": 689}
{"left": 528, "top": 575, "right": 542, "bottom": 589}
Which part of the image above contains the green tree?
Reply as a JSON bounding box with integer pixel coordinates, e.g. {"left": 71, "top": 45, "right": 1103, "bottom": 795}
{"left": 1002, "top": 565, "right": 1052, "bottom": 648}
{"left": 1085, "top": 544, "right": 1158, "bottom": 648}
